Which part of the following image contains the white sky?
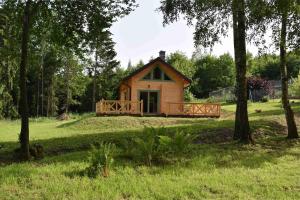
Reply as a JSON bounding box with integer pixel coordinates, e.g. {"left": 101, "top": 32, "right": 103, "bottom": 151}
{"left": 111, "top": 0, "right": 259, "bottom": 67}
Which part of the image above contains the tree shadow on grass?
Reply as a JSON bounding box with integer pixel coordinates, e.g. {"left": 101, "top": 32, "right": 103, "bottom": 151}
{"left": 248, "top": 109, "right": 284, "bottom": 117}
{"left": 1, "top": 119, "right": 299, "bottom": 174}
{"left": 56, "top": 113, "right": 96, "bottom": 128}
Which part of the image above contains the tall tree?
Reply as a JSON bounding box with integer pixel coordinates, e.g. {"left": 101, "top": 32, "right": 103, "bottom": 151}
{"left": 278, "top": 0, "right": 299, "bottom": 138}
{"left": 249, "top": 0, "right": 299, "bottom": 138}
{"left": 11, "top": 0, "right": 137, "bottom": 160}
{"left": 87, "top": 30, "right": 120, "bottom": 111}
{"left": 19, "top": 0, "right": 32, "bottom": 160}
{"left": 166, "top": 51, "right": 195, "bottom": 79}
{"left": 159, "top": 0, "right": 253, "bottom": 143}
{"left": 191, "top": 54, "right": 235, "bottom": 98}
{"left": 231, "top": 0, "right": 251, "bottom": 142}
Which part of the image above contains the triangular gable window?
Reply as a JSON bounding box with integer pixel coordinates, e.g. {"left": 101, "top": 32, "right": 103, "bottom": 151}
{"left": 153, "top": 67, "right": 162, "bottom": 80}
{"left": 141, "top": 66, "right": 173, "bottom": 81}
{"left": 164, "top": 73, "right": 171, "bottom": 80}
{"left": 143, "top": 72, "right": 151, "bottom": 80}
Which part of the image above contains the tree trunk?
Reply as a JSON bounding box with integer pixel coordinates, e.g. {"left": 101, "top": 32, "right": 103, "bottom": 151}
{"left": 36, "top": 75, "right": 39, "bottom": 117}
{"left": 51, "top": 77, "right": 55, "bottom": 116}
{"left": 47, "top": 88, "right": 50, "bottom": 117}
{"left": 66, "top": 62, "right": 70, "bottom": 114}
{"left": 92, "top": 76, "right": 96, "bottom": 112}
{"left": 92, "top": 53, "right": 98, "bottom": 112}
{"left": 19, "top": 0, "right": 31, "bottom": 160}
{"left": 280, "top": 12, "right": 299, "bottom": 139}
{"left": 41, "top": 62, "right": 44, "bottom": 116}
{"left": 232, "top": 0, "right": 253, "bottom": 143}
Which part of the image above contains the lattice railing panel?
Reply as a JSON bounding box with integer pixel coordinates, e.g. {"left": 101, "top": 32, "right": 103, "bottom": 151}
{"left": 167, "top": 102, "right": 221, "bottom": 117}
{"left": 96, "top": 100, "right": 143, "bottom": 116}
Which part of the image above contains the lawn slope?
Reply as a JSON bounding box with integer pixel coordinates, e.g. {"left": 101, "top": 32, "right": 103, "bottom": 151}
{"left": 0, "top": 101, "right": 299, "bottom": 200}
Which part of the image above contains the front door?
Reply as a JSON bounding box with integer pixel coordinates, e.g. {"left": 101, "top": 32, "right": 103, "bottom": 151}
{"left": 139, "top": 91, "right": 159, "bottom": 114}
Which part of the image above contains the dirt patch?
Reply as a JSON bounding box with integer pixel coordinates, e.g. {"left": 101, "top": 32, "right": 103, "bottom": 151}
{"left": 57, "top": 113, "right": 70, "bottom": 121}
{"left": 194, "top": 128, "right": 234, "bottom": 144}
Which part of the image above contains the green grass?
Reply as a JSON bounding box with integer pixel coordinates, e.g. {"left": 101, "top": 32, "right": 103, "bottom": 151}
{"left": 0, "top": 100, "right": 300, "bottom": 200}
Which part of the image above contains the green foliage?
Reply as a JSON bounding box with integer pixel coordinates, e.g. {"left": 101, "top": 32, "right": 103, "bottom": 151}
{"left": 87, "top": 143, "right": 116, "bottom": 177}
{"left": 249, "top": 53, "right": 300, "bottom": 80}
{"left": 133, "top": 127, "right": 163, "bottom": 166}
{"left": 290, "top": 72, "right": 300, "bottom": 97}
{"left": 184, "top": 89, "right": 195, "bottom": 102}
{"left": 132, "top": 127, "right": 197, "bottom": 165}
{"left": 159, "top": 130, "right": 196, "bottom": 156}
{"left": 261, "top": 96, "right": 269, "bottom": 103}
{"left": 191, "top": 54, "right": 235, "bottom": 98}
{"left": 166, "top": 51, "right": 196, "bottom": 79}
{"left": 1, "top": 102, "right": 300, "bottom": 199}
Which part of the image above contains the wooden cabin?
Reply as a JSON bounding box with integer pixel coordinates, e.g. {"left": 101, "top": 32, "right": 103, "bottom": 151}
{"left": 96, "top": 51, "right": 220, "bottom": 117}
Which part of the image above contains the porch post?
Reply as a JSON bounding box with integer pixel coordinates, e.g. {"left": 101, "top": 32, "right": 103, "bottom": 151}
{"left": 141, "top": 100, "right": 143, "bottom": 116}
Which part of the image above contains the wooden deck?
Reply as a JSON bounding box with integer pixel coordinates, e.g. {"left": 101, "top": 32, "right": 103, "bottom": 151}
{"left": 165, "top": 102, "right": 221, "bottom": 118}
{"left": 96, "top": 100, "right": 221, "bottom": 118}
{"left": 96, "top": 100, "right": 144, "bottom": 116}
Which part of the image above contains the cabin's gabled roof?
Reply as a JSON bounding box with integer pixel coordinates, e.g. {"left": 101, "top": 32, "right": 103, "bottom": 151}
{"left": 121, "top": 57, "right": 192, "bottom": 84}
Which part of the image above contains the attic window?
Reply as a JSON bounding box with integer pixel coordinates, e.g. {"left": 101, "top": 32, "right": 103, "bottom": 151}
{"left": 143, "top": 72, "right": 151, "bottom": 80}
{"left": 141, "top": 66, "right": 173, "bottom": 81}
{"left": 164, "top": 73, "right": 171, "bottom": 80}
{"left": 153, "top": 67, "right": 162, "bottom": 80}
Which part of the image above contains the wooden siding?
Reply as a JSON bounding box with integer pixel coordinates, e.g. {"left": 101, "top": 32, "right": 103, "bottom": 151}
{"left": 120, "top": 59, "right": 185, "bottom": 114}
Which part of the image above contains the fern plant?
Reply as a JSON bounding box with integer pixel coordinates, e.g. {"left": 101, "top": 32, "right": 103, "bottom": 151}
{"left": 134, "top": 127, "right": 162, "bottom": 166}
{"left": 87, "top": 143, "right": 116, "bottom": 177}
{"left": 159, "top": 130, "right": 196, "bottom": 156}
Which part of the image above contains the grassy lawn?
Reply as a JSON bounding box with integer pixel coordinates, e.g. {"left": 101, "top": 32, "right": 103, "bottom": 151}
{"left": 0, "top": 100, "right": 299, "bottom": 200}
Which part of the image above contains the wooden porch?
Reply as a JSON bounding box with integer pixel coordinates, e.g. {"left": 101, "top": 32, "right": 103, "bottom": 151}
{"left": 96, "top": 100, "right": 221, "bottom": 118}
{"left": 165, "top": 102, "right": 221, "bottom": 118}
{"left": 96, "top": 100, "right": 144, "bottom": 116}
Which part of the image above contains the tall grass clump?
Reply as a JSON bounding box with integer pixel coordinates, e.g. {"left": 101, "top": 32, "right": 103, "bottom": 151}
{"left": 159, "top": 130, "right": 197, "bottom": 156}
{"left": 133, "top": 127, "right": 196, "bottom": 166}
{"left": 86, "top": 143, "right": 116, "bottom": 177}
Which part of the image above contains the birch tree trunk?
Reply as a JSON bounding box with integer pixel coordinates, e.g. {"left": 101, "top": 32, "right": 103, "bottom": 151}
{"left": 232, "top": 0, "right": 253, "bottom": 143}
{"left": 280, "top": 12, "right": 299, "bottom": 139}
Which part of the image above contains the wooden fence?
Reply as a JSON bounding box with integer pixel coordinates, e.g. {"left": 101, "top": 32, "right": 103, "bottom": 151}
{"left": 165, "top": 102, "right": 221, "bottom": 117}
{"left": 96, "top": 100, "right": 143, "bottom": 116}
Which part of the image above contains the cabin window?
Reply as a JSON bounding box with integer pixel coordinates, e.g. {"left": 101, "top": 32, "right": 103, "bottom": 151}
{"left": 164, "top": 73, "right": 171, "bottom": 80}
{"left": 143, "top": 72, "right": 151, "bottom": 80}
{"left": 153, "top": 67, "right": 162, "bottom": 80}
{"left": 141, "top": 66, "right": 173, "bottom": 81}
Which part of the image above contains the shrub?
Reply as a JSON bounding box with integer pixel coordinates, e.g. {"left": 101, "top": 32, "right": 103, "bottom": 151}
{"left": 247, "top": 76, "right": 272, "bottom": 101}
{"left": 119, "top": 138, "right": 135, "bottom": 159}
{"left": 290, "top": 73, "right": 300, "bottom": 98}
{"left": 132, "top": 127, "right": 197, "bottom": 166}
{"left": 261, "top": 96, "right": 269, "bottom": 102}
{"left": 87, "top": 143, "right": 116, "bottom": 177}
{"left": 133, "top": 127, "right": 162, "bottom": 166}
{"left": 159, "top": 130, "right": 196, "bottom": 156}
{"left": 206, "top": 96, "right": 218, "bottom": 103}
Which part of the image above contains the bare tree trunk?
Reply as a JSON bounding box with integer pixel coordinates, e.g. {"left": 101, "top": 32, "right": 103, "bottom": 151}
{"left": 232, "top": 0, "right": 253, "bottom": 143}
{"left": 37, "top": 41, "right": 45, "bottom": 117}
{"left": 51, "top": 77, "right": 55, "bottom": 116}
{"left": 66, "top": 62, "right": 70, "bottom": 114}
{"left": 41, "top": 63, "right": 44, "bottom": 116}
{"left": 92, "top": 53, "right": 98, "bottom": 112}
{"left": 47, "top": 88, "right": 50, "bottom": 117}
{"left": 19, "top": 0, "right": 31, "bottom": 160}
{"left": 280, "top": 13, "right": 298, "bottom": 139}
{"left": 36, "top": 75, "right": 39, "bottom": 117}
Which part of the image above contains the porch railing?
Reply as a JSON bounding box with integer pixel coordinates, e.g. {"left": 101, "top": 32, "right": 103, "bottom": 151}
{"left": 166, "top": 102, "right": 221, "bottom": 117}
{"left": 96, "top": 100, "right": 143, "bottom": 116}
